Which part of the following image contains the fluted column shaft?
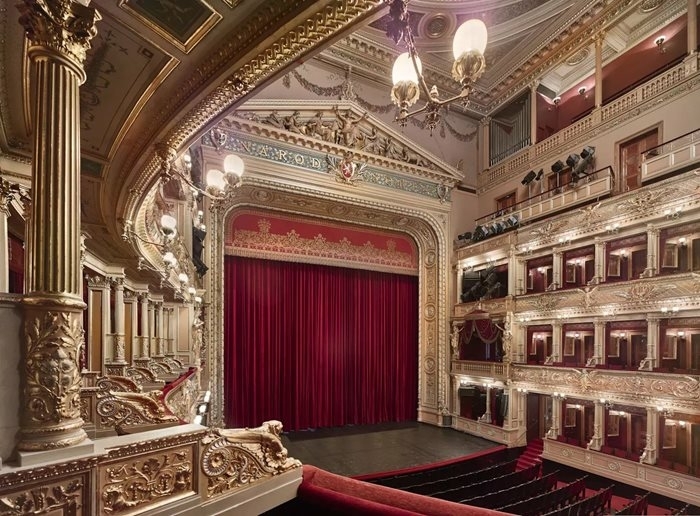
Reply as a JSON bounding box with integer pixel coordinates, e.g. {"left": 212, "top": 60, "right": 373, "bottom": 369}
{"left": 552, "top": 321, "right": 563, "bottom": 362}
{"left": 645, "top": 225, "right": 659, "bottom": 277}
{"left": 548, "top": 396, "right": 563, "bottom": 439}
{"left": 641, "top": 408, "right": 659, "bottom": 465}
{"left": 552, "top": 251, "right": 562, "bottom": 290}
{"left": 689, "top": 0, "right": 697, "bottom": 56}
{"left": 139, "top": 294, "right": 150, "bottom": 358}
{"left": 588, "top": 400, "right": 605, "bottom": 451}
{"left": 480, "top": 117, "right": 491, "bottom": 170}
{"left": 127, "top": 294, "right": 138, "bottom": 361}
{"left": 594, "top": 35, "right": 604, "bottom": 108}
{"left": 155, "top": 302, "right": 164, "bottom": 357}
{"left": 17, "top": 0, "right": 100, "bottom": 452}
{"left": 112, "top": 277, "right": 126, "bottom": 363}
{"left": 483, "top": 386, "right": 492, "bottom": 423}
{"left": 592, "top": 319, "right": 606, "bottom": 366}
{"left": 0, "top": 185, "right": 11, "bottom": 292}
{"left": 167, "top": 306, "right": 177, "bottom": 356}
{"left": 642, "top": 316, "right": 660, "bottom": 371}
{"left": 148, "top": 302, "right": 155, "bottom": 358}
{"left": 530, "top": 82, "right": 538, "bottom": 145}
{"left": 594, "top": 238, "right": 606, "bottom": 284}
{"left": 507, "top": 247, "right": 517, "bottom": 296}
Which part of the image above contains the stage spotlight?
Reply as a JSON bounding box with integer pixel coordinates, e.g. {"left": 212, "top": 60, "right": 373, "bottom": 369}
{"left": 459, "top": 231, "right": 472, "bottom": 241}
{"left": 506, "top": 214, "right": 519, "bottom": 227}
{"left": 535, "top": 169, "right": 544, "bottom": 181}
{"left": 581, "top": 146, "right": 595, "bottom": 159}
{"left": 493, "top": 221, "right": 506, "bottom": 233}
{"left": 521, "top": 170, "right": 537, "bottom": 185}
{"left": 566, "top": 154, "right": 581, "bottom": 168}
{"left": 551, "top": 160, "right": 565, "bottom": 174}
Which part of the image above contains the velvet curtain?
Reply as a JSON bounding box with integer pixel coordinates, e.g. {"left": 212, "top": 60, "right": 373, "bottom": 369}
{"left": 224, "top": 255, "right": 418, "bottom": 431}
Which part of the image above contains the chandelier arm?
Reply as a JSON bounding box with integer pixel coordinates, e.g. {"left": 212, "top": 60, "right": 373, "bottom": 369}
{"left": 404, "top": 29, "right": 434, "bottom": 100}
{"left": 169, "top": 168, "right": 222, "bottom": 201}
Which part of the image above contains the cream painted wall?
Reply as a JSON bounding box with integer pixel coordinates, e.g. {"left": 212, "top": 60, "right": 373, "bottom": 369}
{"left": 476, "top": 84, "right": 700, "bottom": 218}
{"left": 450, "top": 188, "right": 480, "bottom": 242}
{"left": 249, "top": 59, "right": 479, "bottom": 186}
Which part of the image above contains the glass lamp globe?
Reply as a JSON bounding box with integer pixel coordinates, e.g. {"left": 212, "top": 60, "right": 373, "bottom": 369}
{"left": 206, "top": 169, "right": 226, "bottom": 191}
{"left": 392, "top": 52, "right": 421, "bottom": 85}
{"left": 223, "top": 154, "right": 245, "bottom": 178}
{"left": 453, "top": 19, "right": 488, "bottom": 59}
{"left": 160, "top": 214, "right": 177, "bottom": 233}
{"left": 178, "top": 272, "right": 189, "bottom": 284}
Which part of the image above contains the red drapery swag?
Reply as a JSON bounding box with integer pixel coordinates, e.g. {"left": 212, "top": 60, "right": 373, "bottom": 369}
{"left": 224, "top": 255, "right": 419, "bottom": 431}
{"left": 461, "top": 317, "right": 501, "bottom": 345}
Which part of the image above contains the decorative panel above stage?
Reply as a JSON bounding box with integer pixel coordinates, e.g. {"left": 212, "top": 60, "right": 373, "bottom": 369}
{"left": 225, "top": 209, "right": 418, "bottom": 275}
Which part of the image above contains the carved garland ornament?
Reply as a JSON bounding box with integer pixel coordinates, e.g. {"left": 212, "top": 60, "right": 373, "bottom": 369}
{"left": 0, "top": 478, "right": 84, "bottom": 514}
{"left": 102, "top": 450, "right": 192, "bottom": 513}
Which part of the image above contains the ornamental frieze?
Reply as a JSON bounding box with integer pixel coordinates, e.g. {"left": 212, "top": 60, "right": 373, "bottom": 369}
{"left": 512, "top": 365, "right": 700, "bottom": 412}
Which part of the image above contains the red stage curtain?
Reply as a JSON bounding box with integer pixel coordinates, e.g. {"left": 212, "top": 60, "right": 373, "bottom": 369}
{"left": 224, "top": 256, "right": 418, "bottom": 430}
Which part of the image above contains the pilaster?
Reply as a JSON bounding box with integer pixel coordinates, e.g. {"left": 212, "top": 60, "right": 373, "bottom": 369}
{"left": 16, "top": 0, "right": 100, "bottom": 454}
{"left": 594, "top": 33, "right": 604, "bottom": 108}
{"left": 587, "top": 399, "right": 605, "bottom": 451}
{"left": 134, "top": 292, "right": 151, "bottom": 365}
{"left": 546, "top": 395, "right": 563, "bottom": 439}
{"left": 551, "top": 320, "right": 562, "bottom": 363}
{"left": 640, "top": 315, "right": 660, "bottom": 371}
{"left": 593, "top": 238, "right": 606, "bottom": 284}
{"left": 0, "top": 179, "right": 14, "bottom": 292}
{"left": 529, "top": 81, "right": 539, "bottom": 145}
{"left": 641, "top": 408, "right": 659, "bottom": 465}
{"left": 642, "top": 224, "right": 659, "bottom": 278}
{"left": 551, "top": 250, "right": 562, "bottom": 291}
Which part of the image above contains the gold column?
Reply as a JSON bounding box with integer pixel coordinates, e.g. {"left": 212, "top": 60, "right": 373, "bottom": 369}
{"left": 17, "top": 0, "right": 100, "bottom": 452}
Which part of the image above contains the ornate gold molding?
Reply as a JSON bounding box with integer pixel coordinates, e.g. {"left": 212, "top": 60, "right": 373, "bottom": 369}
{"left": 201, "top": 421, "right": 301, "bottom": 498}
{"left": 100, "top": 445, "right": 194, "bottom": 513}
{"left": 96, "top": 375, "right": 142, "bottom": 393}
{"left": 96, "top": 390, "right": 179, "bottom": 434}
{"left": 18, "top": 0, "right": 101, "bottom": 72}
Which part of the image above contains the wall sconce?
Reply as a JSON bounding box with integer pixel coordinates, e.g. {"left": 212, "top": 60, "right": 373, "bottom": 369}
{"left": 661, "top": 306, "right": 679, "bottom": 315}
{"left": 160, "top": 150, "right": 245, "bottom": 202}
{"left": 599, "top": 398, "right": 613, "bottom": 409}
{"left": 664, "top": 206, "right": 682, "bottom": 219}
{"left": 657, "top": 405, "right": 674, "bottom": 418}
{"left": 578, "top": 86, "right": 587, "bottom": 96}
{"left": 553, "top": 96, "right": 561, "bottom": 106}
{"left": 678, "top": 237, "right": 687, "bottom": 246}
{"left": 605, "top": 223, "right": 620, "bottom": 234}
{"left": 655, "top": 35, "right": 666, "bottom": 53}
{"left": 517, "top": 388, "right": 528, "bottom": 393}
{"left": 553, "top": 392, "right": 566, "bottom": 399}
{"left": 558, "top": 235, "right": 571, "bottom": 245}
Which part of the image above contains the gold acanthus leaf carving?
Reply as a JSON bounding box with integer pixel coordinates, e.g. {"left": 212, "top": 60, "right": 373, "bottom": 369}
{"left": 615, "top": 283, "right": 676, "bottom": 304}
{"left": 102, "top": 451, "right": 192, "bottom": 513}
{"left": 18, "top": 0, "right": 101, "bottom": 68}
{"left": 96, "top": 390, "right": 179, "bottom": 432}
{"left": 24, "top": 311, "right": 83, "bottom": 423}
{"left": 201, "top": 420, "right": 301, "bottom": 497}
{"left": 96, "top": 375, "right": 142, "bottom": 393}
{"left": 0, "top": 478, "right": 83, "bottom": 514}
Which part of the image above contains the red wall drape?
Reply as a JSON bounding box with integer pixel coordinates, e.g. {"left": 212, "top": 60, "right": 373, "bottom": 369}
{"left": 224, "top": 256, "right": 419, "bottom": 430}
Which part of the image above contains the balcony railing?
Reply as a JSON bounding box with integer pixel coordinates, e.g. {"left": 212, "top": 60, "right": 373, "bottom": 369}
{"left": 476, "top": 166, "right": 614, "bottom": 228}
{"left": 479, "top": 59, "right": 695, "bottom": 191}
{"left": 641, "top": 128, "right": 700, "bottom": 182}
{"left": 451, "top": 359, "right": 510, "bottom": 380}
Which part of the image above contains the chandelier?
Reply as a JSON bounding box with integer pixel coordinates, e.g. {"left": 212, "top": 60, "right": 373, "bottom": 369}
{"left": 386, "top": 0, "right": 488, "bottom": 133}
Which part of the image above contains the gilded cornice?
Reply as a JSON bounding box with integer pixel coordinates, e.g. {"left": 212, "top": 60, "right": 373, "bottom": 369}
{"left": 123, "top": 0, "right": 384, "bottom": 225}
{"left": 0, "top": 457, "right": 99, "bottom": 488}
{"left": 102, "top": 428, "right": 206, "bottom": 460}
{"left": 512, "top": 365, "right": 700, "bottom": 412}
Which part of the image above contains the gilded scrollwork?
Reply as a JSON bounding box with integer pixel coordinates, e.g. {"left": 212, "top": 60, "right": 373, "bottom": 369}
{"left": 125, "top": 366, "right": 156, "bottom": 386}
{"left": 101, "top": 449, "right": 193, "bottom": 513}
{"left": 96, "top": 390, "right": 179, "bottom": 433}
{"left": 201, "top": 421, "right": 301, "bottom": 497}
{"left": 96, "top": 375, "right": 142, "bottom": 393}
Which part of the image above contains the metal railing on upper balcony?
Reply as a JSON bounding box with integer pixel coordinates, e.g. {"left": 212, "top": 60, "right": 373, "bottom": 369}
{"left": 474, "top": 166, "right": 614, "bottom": 229}
{"left": 641, "top": 127, "right": 700, "bottom": 182}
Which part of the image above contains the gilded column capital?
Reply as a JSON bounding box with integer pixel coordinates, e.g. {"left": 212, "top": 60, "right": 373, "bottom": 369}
{"left": 108, "top": 276, "right": 125, "bottom": 289}
{"left": 123, "top": 289, "right": 136, "bottom": 301}
{"left": 479, "top": 116, "right": 492, "bottom": 127}
{"left": 18, "top": 0, "right": 101, "bottom": 76}
{"left": 137, "top": 291, "right": 149, "bottom": 302}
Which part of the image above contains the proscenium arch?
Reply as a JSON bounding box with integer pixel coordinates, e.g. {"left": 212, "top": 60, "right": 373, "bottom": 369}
{"left": 205, "top": 178, "right": 450, "bottom": 429}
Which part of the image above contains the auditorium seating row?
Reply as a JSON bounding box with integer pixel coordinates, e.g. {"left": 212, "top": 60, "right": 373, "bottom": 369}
{"left": 496, "top": 477, "right": 587, "bottom": 515}
{"left": 615, "top": 493, "right": 649, "bottom": 515}
{"left": 460, "top": 471, "right": 558, "bottom": 509}
{"left": 432, "top": 463, "right": 541, "bottom": 502}
{"left": 368, "top": 448, "right": 508, "bottom": 490}
{"left": 407, "top": 459, "right": 518, "bottom": 495}
{"left": 542, "top": 486, "right": 613, "bottom": 516}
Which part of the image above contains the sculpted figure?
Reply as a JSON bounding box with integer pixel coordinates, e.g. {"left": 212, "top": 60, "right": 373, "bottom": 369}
{"left": 262, "top": 110, "right": 285, "bottom": 129}
{"left": 384, "top": 136, "right": 405, "bottom": 161}
{"left": 283, "top": 110, "right": 304, "bottom": 134}
{"left": 361, "top": 127, "right": 385, "bottom": 155}
{"left": 334, "top": 106, "right": 367, "bottom": 147}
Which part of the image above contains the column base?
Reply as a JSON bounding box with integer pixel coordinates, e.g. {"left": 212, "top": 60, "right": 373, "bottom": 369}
{"left": 18, "top": 439, "right": 95, "bottom": 467}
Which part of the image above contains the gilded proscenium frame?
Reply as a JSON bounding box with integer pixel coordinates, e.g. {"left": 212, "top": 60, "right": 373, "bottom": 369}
{"left": 121, "top": 0, "right": 384, "bottom": 227}
{"left": 205, "top": 179, "right": 451, "bottom": 428}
